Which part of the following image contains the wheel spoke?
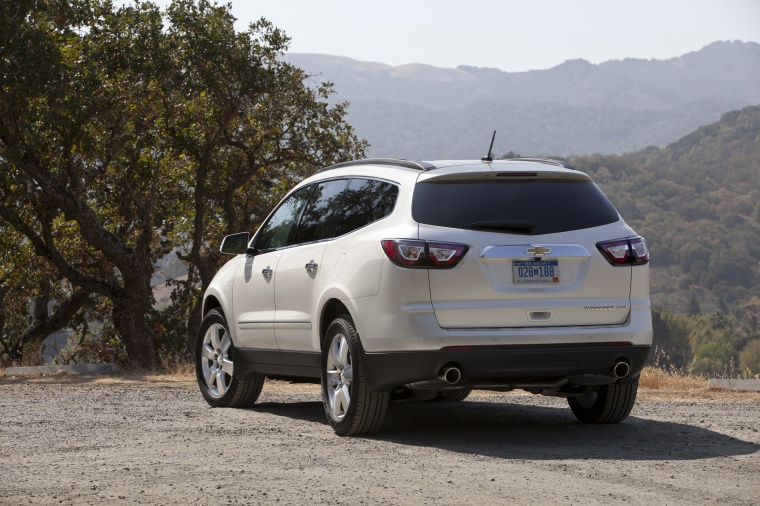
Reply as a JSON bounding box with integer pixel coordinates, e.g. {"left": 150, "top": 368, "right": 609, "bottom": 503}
{"left": 204, "top": 365, "right": 216, "bottom": 388}
{"left": 220, "top": 330, "right": 232, "bottom": 354}
{"left": 329, "top": 338, "right": 342, "bottom": 368}
{"left": 201, "top": 343, "right": 216, "bottom": 360}
{"left": 325, "top": 329, "right": 355, "bottom": 421}
{"left": 216, "top": 370, "right": 227, "bottom": 395}
{"left": 342, "top": 364, "right": 353, "bottom": 384}
{"left": 221, "top": 357, "right": 234, "bottom": 376}
{"left": 333, "top": 386, "right": 346, "bottom": 417}
{"left": 210, "top": 325, "right": 221, "bottom": 350}
{"left": 331, "top": 388, "right": 342, "bottom": 417}
{"left": 338, "top": 384, "right": 351, "bottom": 415}
{"left": 326, "top": 371, "right": 341, "bottom": 386}
{"left": 338, "top": 336, "right": 350, "bottom": 367}
{"left": 328, "top": 385, "right": 338, "bottom": 414}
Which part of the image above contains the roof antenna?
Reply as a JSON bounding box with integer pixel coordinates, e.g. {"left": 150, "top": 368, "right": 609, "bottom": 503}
{"left": 481, "top": 130, "right": 496, "bottom": 162}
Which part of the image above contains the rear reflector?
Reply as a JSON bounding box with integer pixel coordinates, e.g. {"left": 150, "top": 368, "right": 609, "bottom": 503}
{"left": 381, "top": 239, "right": 468, "bottom": 269}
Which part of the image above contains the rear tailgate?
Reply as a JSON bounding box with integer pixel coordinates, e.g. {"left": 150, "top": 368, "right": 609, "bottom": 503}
{"left": 413, "top": 169, "right": 632, "bottom": 329}
{"left": 423, "top": 224, "right": 632, "bottom": 328}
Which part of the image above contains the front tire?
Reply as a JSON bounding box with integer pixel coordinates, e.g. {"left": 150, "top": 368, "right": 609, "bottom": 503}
{"left": 321, "top": 316, "right": 389, "bottom": 436}
{"left": 568, "top": 380, "right": 638, "bottom": 424}
{"left": 196, "top": 309, "right": 264, "bottom": 408}
{"left": 436, "top": 389, "right": 473, "bottom": 402}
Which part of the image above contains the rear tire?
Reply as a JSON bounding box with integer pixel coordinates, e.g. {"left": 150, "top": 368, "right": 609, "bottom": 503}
{"left": 195, "top": 309, "right": 264, "bottom": 408}
{"left": 321, "top": 316, "right": 389, "bottom": 436}
{"left": 568, "top": 380, "right": 638, "bottom": 424}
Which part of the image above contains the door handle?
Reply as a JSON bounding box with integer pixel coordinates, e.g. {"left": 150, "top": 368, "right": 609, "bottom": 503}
{"left": 304, "top": 261, "right": 318, "bottom": 272}
{"left": 261, "top": 266, "right": 273, "bottom": 276}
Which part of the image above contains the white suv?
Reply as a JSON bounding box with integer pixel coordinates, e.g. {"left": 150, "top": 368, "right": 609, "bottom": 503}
{"left": 195, "top": 158, "right": 652, "bottom": 436}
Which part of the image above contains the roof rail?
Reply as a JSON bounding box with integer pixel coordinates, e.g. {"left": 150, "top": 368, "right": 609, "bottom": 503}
{"left": 505, "top": 158, "right": 575, "bottom": 170}
{"left": 317, "top": 158, "right": 436, "bottom": 173}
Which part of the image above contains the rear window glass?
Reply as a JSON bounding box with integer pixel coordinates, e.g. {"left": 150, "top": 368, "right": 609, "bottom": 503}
{"left": 412, "top": 179, "right": 620, "bottom": 235}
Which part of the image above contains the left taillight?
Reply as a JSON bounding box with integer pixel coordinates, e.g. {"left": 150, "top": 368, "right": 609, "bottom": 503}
{"left": 597, "top": 236, "right": 649, "bottom": 265}
{"left": 381, "top": 239, "right": 468, "bottom": 269}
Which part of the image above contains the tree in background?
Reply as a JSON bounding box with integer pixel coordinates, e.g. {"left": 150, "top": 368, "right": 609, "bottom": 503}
{"left": 740, "top": 339, "right": 760, "bottom": 376}
{"left": 0, "top": 0, "right": 365, "bottom": 369}
{"left": 158, "top": 0, "right": 366, "bottom": 353}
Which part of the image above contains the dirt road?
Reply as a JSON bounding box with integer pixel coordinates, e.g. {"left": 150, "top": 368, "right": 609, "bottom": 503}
{"left": 1, "top": 375, "right": 758, "bottom": 505}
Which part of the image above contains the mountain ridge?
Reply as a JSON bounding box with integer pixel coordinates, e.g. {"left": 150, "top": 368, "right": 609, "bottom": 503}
{"left": 283, "top": 41, "right": 760, "bottom": 158}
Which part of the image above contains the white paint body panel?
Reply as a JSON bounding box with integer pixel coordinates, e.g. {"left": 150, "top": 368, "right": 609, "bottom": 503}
{"left": 203, "top": 159, "right": 652, "bottom": 359}
{"left": 231, "top": 250, "right": 281, "bottom": 349}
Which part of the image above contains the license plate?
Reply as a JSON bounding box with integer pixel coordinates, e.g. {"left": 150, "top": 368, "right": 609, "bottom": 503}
{"left": 513, "top": 260, "right": 559, "bottom": 285}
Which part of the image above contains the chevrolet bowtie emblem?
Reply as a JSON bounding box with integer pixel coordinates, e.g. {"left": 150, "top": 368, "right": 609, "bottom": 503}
{"left": 526, "top": 246, "right": 551, "bottom": 257}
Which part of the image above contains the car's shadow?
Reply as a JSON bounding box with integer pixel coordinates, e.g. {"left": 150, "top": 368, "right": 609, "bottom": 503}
{"left": 250, "top": 398, "right": 759, "bottom": 462}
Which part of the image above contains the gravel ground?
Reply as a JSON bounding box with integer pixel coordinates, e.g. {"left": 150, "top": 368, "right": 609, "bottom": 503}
{"left": 1, "top": 374, "right": 758, "bottom": 505}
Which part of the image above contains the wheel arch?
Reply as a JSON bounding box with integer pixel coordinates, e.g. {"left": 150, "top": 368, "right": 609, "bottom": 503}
{"left": 203, "top": 295, "right": 225, "bottom": 320}
{"left": 319, "top": 298, "right": 354, "bottom": 350}
{"left": 201, "top": 284, "right": 235, "bottom": 341}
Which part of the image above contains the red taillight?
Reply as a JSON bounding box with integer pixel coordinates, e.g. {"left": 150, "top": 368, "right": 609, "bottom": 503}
{"left": 597, "top": 236, "right": 649, "bottom": 266}
{"left": 381, "top": 239, "right": 468, "bottom": 269}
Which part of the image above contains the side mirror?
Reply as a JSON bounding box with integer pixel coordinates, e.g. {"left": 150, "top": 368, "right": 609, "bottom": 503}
{"left": 220, "top": 232, "right": 250, "bottom": 255}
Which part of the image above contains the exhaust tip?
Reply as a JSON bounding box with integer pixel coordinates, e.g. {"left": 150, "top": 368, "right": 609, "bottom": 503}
{"left": 438, "top": 365, "right": 462, "bottom": 384}
{"left": 612, "top": 361, "right": 630, "bottom": 379}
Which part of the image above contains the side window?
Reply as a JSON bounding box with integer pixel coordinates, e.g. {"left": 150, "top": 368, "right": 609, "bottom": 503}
{"left": 292, "top": 179, "right": 349, "bottom": 245}
{"left": 334, "top": 179, "right": 399, "bottom": 237}
{"left": 256, "top": 186, "right": 313, "bottom": 252}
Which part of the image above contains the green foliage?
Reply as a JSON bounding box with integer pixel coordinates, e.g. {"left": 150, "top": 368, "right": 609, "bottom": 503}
{"left": 573, "top": 105, "right": 760, "bottom": 316}
{"left": 0, "top": 0, "right": 366, "bottom": 367}
{"left": 651, "top": 309, "right": 693, "bottom": 368}
{"left": 53, "top": 323, "right": 127, "bottom": 366}
{"left": 739, "top": 339, "right": 760, "bottom": 376}
{"left": 691, "top": 341, "right": 736, "bottom": 376}
{"left": 653, "top": 302, "right": 760, "bottom": 377}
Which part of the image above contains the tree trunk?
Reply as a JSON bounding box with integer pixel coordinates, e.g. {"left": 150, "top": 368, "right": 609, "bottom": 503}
{"left": 112, "top": 296, "right": 156, "bottom": 371}
{"left": 0, "top": 283, "right": 9, "bottom": 358}
{"left": 185, "top": 297, "right": 203, "bottom": 355}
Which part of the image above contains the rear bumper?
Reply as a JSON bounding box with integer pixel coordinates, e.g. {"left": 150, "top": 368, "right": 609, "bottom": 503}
{"left": 362, "top": 343, "right": 651, "bottom": 392}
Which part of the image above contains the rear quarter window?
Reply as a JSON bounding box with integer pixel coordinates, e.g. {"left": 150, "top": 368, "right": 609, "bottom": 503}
{"left": 412, "top": 179, "right": 620, "bottom": 235}
{"left": 334, "top": 178, "right": 399, "bottom": 236}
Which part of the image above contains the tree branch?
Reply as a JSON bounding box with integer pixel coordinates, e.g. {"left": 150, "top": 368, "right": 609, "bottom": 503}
{"left": 0, "top": 203, "right": 114, "bottom": 298}
{"left": 19, "top": 289, "right": 92, "bottom": 346}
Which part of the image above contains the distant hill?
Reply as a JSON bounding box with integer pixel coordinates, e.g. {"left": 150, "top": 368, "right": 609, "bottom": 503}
{"left": 570, "top": 105, "right": 760, "bottom": 314}
{"left": 283, "top": 41, "right": 760, "bottom": 158}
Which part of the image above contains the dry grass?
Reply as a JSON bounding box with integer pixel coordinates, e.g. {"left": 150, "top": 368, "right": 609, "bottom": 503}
{"left": 156, "top": 350, "right": 195, "bottom": 379}
{"left": 639, "top": 366, "right": 708, "bottom": 391}
{"left": 637, "top": 366, "right": 760, "bottom": 403}
{"left": 4, "top": 361, "right": 759, "bottom": 403}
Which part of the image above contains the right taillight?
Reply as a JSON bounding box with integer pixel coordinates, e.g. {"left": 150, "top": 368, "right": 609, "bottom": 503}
{"left": 597, "top": 236, "right": 649, "bottom": 265}
{"left": 381, "top": 239, "right": 468, "bottom": 269}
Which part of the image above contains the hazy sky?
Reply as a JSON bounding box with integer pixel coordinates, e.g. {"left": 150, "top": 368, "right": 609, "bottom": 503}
{"left": 137, "top": 1, "right": 760, "bottom": 72}
{"left": 216, "top": 0, "right": 760, "bottom": 72}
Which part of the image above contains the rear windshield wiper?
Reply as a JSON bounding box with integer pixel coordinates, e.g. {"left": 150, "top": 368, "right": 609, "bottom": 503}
{"left": 470, "top": 220, "right": 536, "bottom": 234}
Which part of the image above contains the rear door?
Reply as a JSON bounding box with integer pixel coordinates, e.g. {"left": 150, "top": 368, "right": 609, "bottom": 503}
{"left": 273, "top": 178, "right": 349, "bottom": 352}
{"left": 414, "top": 171, "right": 633, "bottom": 328}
